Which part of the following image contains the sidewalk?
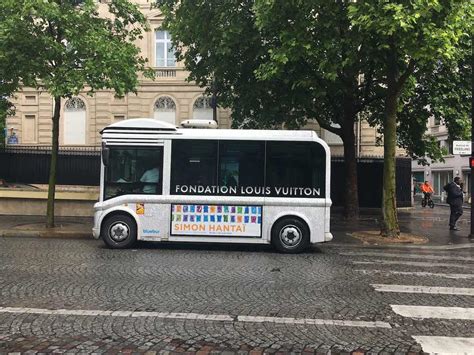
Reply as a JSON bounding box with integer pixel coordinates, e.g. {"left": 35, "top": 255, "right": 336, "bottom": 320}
{"left": 0, "top": 215, "right": 92, "bottom": 239}
{"left": 331, "top": 204, "right": 474, "bottom": 247}
{"left": 1, "top": 205, "right": 473, "bottom": 247}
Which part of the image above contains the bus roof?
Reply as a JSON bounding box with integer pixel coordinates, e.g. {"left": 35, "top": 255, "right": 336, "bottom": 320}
{"left": 102, "top": 118, "right": 319, "bottom": 142}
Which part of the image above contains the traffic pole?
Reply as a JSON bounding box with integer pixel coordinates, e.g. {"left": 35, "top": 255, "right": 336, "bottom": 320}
{"left": 470, "top": 64, "right": 474, "bottom": 238}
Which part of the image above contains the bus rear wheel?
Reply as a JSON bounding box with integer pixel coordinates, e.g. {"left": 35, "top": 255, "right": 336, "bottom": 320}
{"left": 101, "top": 214, "right": 137, "bottom": 249}
{"left": 271, "top": 217, "right": 310, "bottom": 253}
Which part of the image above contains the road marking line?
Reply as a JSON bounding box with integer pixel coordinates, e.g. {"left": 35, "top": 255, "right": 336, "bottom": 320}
{"left": 0, "top": 307, "right": 233, "bottom": 321}
{"left": 372, "top": 284, "right": 474, "bottom": 296}
{"left": 353, "top": 260, "right": 470, "bottom": 268}
{"left": 0, "top": 307, "right": 391, "bottom": 328}
{"left": 413, "top": 336, "right": 474, "bottom": 355}
{"left": 356, "top": 269, "right": 474, "bottom": 279}
{"left": 341, "top": 251, "right": 473, "bottom": 261}
{"left": 237, "top": 315, "right": 391, "bottom": 328}
{"left": 391, "top": 305, "right": 474, "bottom": 320}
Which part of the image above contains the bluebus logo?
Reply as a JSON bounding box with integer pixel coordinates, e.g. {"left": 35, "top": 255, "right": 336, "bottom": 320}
{"left": 143, "top": 229, "right": 160, "bottom": 234}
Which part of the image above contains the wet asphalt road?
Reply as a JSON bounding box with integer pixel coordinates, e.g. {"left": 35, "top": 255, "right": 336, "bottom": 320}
{"left": 0, "top": 233, "right": 473, "bottom": 354}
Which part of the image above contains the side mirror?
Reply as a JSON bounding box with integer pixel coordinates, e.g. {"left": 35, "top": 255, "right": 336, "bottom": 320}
{"left": 102, "top": 142, "right": 110, "bottom": 166}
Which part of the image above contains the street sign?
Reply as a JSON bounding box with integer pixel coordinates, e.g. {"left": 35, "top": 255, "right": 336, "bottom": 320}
{"left": 453, "top": 140, "right": 471, "bottom": 155}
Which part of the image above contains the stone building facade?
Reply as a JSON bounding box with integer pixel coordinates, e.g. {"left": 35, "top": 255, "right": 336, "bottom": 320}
{"left": 6, "top": 0, "right": 387, "bottom": 159}
{"left": 412, "top": 116, "right": 470, "bottom": 199}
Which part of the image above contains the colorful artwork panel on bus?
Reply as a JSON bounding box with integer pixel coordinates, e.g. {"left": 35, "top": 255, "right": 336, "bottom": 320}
{"left": 171, "top": 204, "right": 262, "bottom": 237}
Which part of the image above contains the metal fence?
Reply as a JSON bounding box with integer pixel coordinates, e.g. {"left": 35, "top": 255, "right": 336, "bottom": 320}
{"left": 0, "top": 145, "right": 101, "bottom": 186}
{"left": 0, "top": 146, "right": 412, "bottom": 207}
{"left": 331, "top": 156, "right": 412, "bottom": 208}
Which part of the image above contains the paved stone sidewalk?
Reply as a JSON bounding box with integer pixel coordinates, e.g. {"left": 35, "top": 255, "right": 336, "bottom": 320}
{"left": 0, "top": 215, "right": 92, "bottom": 239}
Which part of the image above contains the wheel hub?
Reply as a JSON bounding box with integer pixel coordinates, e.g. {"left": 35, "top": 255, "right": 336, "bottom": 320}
{"left": 109, "top": 223, "right": 129, "bottom": 242}
{"left": 280, "top": 225, "right": 302, "bottom": 247}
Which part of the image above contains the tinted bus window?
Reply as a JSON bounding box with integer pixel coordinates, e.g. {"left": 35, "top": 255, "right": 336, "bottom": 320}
{"left": 266, "top": 141, "right": 325, "bottom": 198}
{"left": 171, "top": 140, "right": 218, "bottom": 195}
{"left": 104, "top": 147, "right": 163, "bottom": 200}
{"left": 218, "top": 141, "right": 265, "bottom": 195}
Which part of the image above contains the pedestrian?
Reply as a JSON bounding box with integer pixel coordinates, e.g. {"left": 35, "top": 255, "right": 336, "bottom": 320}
{"left": 444, "top": 177, "right": 464, "bottom": 231}
{"left": 413, "top": 179, "right": 418, "bottom": 197}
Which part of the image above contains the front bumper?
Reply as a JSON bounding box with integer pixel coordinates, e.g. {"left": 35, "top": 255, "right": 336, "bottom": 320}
{"left": 92, "top": 227, "right": 100, "bottom": 239}
{"left": 92, "top": 208, "right": 102, "bottom": 239}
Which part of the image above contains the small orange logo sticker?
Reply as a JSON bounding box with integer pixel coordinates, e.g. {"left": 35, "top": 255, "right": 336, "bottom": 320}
{"left": 136, "top": 203, "right": 145, "bottom": 215}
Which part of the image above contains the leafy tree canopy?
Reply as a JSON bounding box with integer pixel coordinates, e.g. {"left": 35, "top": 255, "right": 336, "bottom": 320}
{"left": 0, "top": 0, "right": 155, "bottom": 226}
{"left": 352, "top": 1, "right": 472, "bottom": 165}
{"left": 0, "top": 0, "right": 154, "bottom": 98}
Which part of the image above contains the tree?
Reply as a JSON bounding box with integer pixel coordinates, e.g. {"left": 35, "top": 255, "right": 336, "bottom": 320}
{"left": 0, "top": 0, "right": 154, "bottom": 227}
{"left": 349, "top": 0, "right": 472, "bottom": 237}
{"left": 157, "top": 0, "right": 386, "bottom": 219}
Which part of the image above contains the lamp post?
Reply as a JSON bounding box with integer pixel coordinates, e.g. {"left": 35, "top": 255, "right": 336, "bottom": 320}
{"left": 210, "top": 78, "right": 218, "bottom": 124}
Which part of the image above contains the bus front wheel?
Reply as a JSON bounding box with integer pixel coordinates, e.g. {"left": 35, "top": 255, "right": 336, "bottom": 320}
{"left": 271, "top": 217, "right": 309, "bottom": 253}
{"left": 101, "top": 214, "right": 137, "bottom": 249}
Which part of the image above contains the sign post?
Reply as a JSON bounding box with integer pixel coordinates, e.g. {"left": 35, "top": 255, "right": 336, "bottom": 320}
{"left": 471, "top": 102, "right": 474, "bottom": 238}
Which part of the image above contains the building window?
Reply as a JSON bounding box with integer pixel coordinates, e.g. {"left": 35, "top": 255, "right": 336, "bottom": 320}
{"left": 433, "top": 170, "right": 453, "bottom": 196}
{"left": 192, "top": 96, "right": 212, "bottom": 120}
{"left": 23, "top": 95, "right": 38, "bottom": 105}
{"left": 155, "top": 30, "right": 175, "bottom": 67}
{"left": 64, "top": 97, "right": 86, "bottom": 145}
{"left": 154, "top": 96, "right": 176, "bottom": 125}
{"left": 65, "top": 97, "right": 86, "bottom": 111}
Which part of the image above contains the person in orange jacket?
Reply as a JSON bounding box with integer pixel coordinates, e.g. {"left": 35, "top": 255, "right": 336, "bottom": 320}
{"left": 420, "top": 181, "right": 434, "bottom": 202}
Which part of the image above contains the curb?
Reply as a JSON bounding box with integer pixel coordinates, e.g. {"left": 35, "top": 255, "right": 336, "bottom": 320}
{"left": 0, "top": 229, "right": 92, "bottom": 239}
{"left": 325, "top": 242, "right": 474, "bottom": 250}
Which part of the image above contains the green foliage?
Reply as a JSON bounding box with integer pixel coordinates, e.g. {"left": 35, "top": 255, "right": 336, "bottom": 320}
{"left": 156, "top": 0, "right": 298, "bottom": 128}
{"left": 0, "top": 0, "right": 155, "bottom": 225}
{"left": 0, "top": 0, "right": 154, "bottom": 99}
{"left": 350, "top": 0, "right": 472, "bottom": 162}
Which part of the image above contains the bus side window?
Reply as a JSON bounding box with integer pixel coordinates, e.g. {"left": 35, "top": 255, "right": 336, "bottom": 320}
{"left": 266, "top": 141, "right": 325, "bottom": 198}
{"left": 171, "top": 140, "right": 218, "bottom": 194}
{"left": 218, "top": 141, "right": 265, "bottom": 190}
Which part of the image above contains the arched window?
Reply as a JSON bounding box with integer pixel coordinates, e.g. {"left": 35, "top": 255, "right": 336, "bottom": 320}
{"left": 192, "top": 96, "right": 213, "bottom": 120}
{"left": 154, "top": 96, "right": 176, "bottom": 125}
{"left": 64, "top": 97, "right": 86, "bottom": 145}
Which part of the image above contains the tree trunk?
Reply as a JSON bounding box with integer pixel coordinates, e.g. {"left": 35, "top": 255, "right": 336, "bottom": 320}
{"left": 342, "top": 118, "right": 359, "bottom": 220}
{"left": 46, "top": 97, "right": 61, "bottom": 228}
{"left": 381, "top": 79, "right": 400, "bottom": 237}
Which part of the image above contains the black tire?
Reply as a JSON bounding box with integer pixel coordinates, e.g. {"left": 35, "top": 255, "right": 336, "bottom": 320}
{"left": 429, "top": 200, "right": 435, "bottom": 208}
{"left": 101, "top": 213, "right": 137, "bottom": 249}
{"left": 421, "top": 199, "right": 426, "bottom": 207}
{"left": 271, "top": 217, "right": 310, "bottom": 253}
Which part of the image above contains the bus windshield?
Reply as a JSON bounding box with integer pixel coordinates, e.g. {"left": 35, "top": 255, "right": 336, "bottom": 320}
{"left": 104, "top": 146, "right": 163, "bottom": 200}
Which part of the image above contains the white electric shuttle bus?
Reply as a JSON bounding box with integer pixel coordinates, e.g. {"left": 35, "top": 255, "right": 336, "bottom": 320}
{"left": 92, "top": 118, "right": 332, "bottom": 253}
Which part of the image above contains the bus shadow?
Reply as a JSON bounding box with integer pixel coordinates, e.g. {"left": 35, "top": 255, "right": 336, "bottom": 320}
{"left": 121, "top": 241, "right": 324, "bottom": 255}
